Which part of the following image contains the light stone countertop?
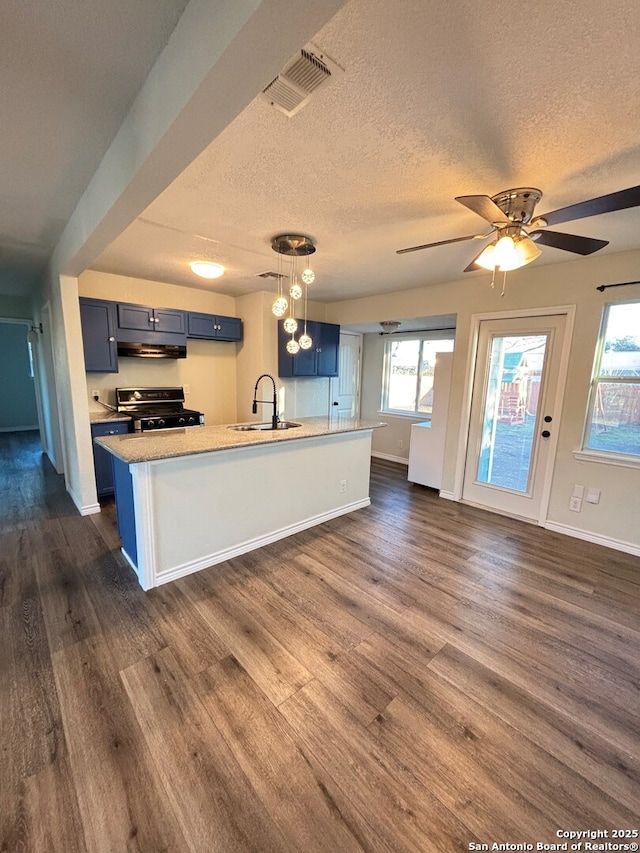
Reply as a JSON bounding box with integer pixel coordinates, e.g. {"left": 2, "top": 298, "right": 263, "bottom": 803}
{"left": 94, "top": 416, "right": 386, "bottom": 464}
{"left": 89, "top": 410, "right": 132, "bottom": 425}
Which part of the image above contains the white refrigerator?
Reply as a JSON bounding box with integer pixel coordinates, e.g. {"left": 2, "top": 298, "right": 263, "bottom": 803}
{"left": 407, "top": 351, "right": 453, "bottom": 490}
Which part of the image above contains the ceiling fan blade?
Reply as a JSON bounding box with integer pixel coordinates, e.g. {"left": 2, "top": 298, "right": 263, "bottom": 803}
{"left": 455, "top": 194, "right": 511, "bottom": 226}
{"left": 541, "top": 185, "right": 640, "bottom": 227}
{"left": 463, "top": 245, "right": 490, "bottom": 272}
{"left": 396, "top": 233, "right": 486, "bottom": 255}
{"left": 529, "top": 230, "right": 608, "bottom": 255}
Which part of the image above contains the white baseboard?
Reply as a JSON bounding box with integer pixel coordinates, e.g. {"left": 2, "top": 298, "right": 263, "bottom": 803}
{"left": 153, "top": 498, "right": 371, "bottom": 588}
{"left": 371, "top": 451, "right": 409, "bottom": 466}
{"left": 438, "top": 490, "right": 456, "bottom": 501}
{"left": 67, "top": 485, "right": 100, "bottom": 516}
{"left": 0, "top": 424, "right": 39, "bottom": 432}
{"left": 545, "top": 521, "right": 640, "bottom": 558}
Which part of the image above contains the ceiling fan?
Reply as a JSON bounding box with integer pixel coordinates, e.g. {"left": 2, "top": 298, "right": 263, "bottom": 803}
{"left": 397, "top": 184, "right": 640, "bottom": 274}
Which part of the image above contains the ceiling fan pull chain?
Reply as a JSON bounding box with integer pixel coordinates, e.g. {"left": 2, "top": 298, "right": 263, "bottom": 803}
{"left": 490, "top": 267, "right": 496, "bottom": 290}
{"left": 501, "top": 269, "right": 507, "bottom": 298}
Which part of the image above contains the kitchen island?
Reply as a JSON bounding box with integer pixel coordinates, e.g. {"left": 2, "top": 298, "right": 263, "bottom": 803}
{"left": 95, "top": 416, "right": 385, "bottom": 590}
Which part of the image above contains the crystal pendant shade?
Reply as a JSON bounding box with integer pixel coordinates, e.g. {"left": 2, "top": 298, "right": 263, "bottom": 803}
{"left": 271, "top": 234, "right": 316, "bottom": 354}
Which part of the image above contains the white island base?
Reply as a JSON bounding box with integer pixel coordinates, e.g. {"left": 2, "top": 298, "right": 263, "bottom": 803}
{"left": 112, "top": 429, "right": 374, "bottom": 590}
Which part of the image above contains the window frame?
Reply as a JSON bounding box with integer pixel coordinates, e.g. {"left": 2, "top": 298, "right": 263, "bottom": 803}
{"left": 380, "top": 331, "right": 455, "bottom": 418}
{"left": 580, "top": 299, "right": 640, "bottom": 463}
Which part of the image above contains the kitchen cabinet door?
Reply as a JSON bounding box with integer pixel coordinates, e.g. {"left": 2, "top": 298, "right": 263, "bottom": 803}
{"left": 315, "top": 321, "right": 340, "bottom": 376}
{"left": 117, "top": 303, "right": 154, "bottom": 331}
{"left": 278, "top": 319, "right": 340, "bottom": 377}
{"left": 79, "top": 298, "right": 118, "bottom": 373}
{"left": 117, "top": 303, "right": 185, "bottom": 334}
{"left": 91, "top": 420, "right": 130, "bottom": 497}
{"left": 187, "top": 312, "right": 242, "bottom": 341}
{"left": 154, "top": 307, "right": 186, "bottom": 334}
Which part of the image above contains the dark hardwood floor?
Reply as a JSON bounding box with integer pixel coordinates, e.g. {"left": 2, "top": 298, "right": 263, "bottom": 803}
{"left": 1, "top": 430, "right": 639, "bottom": 852}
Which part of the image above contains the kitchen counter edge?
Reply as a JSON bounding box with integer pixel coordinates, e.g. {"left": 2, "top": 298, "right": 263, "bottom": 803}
{"left": 94, "top": 417, "right": 386, "bottom": 464}
{"left": 90, "top": 411, "right": 132, "bottom": 424}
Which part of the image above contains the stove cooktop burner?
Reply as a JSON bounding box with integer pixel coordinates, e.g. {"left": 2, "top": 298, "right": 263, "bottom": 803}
{"left": 115, "top": 386, "right": 205, "bottom": 432}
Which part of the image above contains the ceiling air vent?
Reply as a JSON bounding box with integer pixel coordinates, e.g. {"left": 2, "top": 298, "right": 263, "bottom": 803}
{"left": 256, "top": 270, "right": 286, "bottom": 280}
{"left": 262, "top": 48, "right": 332, "bottom": 117}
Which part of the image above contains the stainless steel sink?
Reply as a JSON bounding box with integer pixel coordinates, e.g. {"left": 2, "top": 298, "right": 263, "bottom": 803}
{"left": 229, "top": 421, "right": 301, "bottom": 431}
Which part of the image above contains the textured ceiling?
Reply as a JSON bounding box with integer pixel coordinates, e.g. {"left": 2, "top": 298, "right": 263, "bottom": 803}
{"left": 4, "top": 0, "right": 640, "bottom": 301}
{"left": 0, "top": 0, "right": 189, "bottom": 287}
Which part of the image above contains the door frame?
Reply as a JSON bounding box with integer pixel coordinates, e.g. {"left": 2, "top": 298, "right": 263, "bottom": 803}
{"left": 452, "top": 304, "right": 576, "bottom": 525}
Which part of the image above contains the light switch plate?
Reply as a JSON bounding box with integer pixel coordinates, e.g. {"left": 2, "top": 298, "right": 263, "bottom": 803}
{"left": 585, "top": 487, "right": 601, "bottom": 504}
{"left": 572, "top": 484, "right": 585, "bottom": 499}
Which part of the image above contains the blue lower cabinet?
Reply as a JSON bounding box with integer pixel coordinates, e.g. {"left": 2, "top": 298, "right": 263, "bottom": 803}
{"left": 112, "top": 456, "right": 137, "bottom": 567}
{"left": 91, "top": 421, "right": 130, "bottom": 497}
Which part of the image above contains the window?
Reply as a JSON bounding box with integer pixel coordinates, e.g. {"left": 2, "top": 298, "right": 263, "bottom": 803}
{"left": 382, "top": 335, "right": 454, "bottom": 416}
{"left": 584, "top": 301, "right": 640, "bottom": 458}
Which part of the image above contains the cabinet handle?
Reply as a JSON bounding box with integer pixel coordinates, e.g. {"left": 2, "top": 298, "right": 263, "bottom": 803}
{"left": 108, "top": 336, "right": 115, "bottom": 342}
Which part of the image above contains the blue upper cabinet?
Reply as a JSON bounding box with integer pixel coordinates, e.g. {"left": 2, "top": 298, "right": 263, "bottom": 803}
{"left": 79, "top": 297, "right": 118, "bottom": 373}
{"left": 187, "top": 312, "right": 243, "bottom": 342}
{"left": 117, "top": 302, "right": 186, "bottom": 335}
{"left": 278, "top": 319, "right": 340, "bottom": 377}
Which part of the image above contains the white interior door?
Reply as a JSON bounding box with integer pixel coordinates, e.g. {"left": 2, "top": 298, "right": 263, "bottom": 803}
{"left": 330, "top": 332, "right": 361, "bottom": 417}
{"left": 462, "top": 313, "right": 567, "bottom": 522}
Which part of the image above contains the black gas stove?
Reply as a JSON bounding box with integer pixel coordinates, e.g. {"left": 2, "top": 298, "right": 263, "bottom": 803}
{"left": 116, "top": 387, "right": 205, "bottom": 432}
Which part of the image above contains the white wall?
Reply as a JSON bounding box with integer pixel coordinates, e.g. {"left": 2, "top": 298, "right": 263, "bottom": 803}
{"left": 327, "top": 249, "right": 640, "bottom": 553}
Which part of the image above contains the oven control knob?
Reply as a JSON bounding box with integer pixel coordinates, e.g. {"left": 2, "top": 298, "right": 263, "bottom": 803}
{"left": 146, "top": 420, "right": 155, "bottom": 429}
{"left": 158, "top": 419, "right": 165, "bottom": 427}
{"left": 178, "top": 417, "right": 186, "bottom": 425}
{"left": 188, "top": 416, "right": 195, "bottom": 424}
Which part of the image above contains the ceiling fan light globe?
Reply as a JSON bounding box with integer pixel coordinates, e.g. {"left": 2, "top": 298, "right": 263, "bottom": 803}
{"left": 514, "top": 237, "right": 542, "bottom": 267}
{"left": 476, "top": 243, "right": 497, "bottom": 270}
{"left": 494, "top": 235, "right": 521, "bottom": 270}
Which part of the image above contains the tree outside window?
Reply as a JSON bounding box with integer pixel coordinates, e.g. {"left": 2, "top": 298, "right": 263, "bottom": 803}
{"left": 584, "top": 301, "right": 640, "bottom": 458}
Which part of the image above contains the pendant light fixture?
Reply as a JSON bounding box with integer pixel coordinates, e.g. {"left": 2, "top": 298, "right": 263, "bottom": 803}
{"left": 271, "top": 234, "right": 316, "bottom": 353}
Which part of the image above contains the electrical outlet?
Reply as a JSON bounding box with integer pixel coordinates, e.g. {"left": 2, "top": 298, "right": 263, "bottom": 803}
{"left": 184, "top": 384, "right": 190, "bottom": 394}
{"left": 585, "top": 487, "right": 601, "bottom": 504}
{"left": 398, "top": 439, "right": 404, "bottom": 449}
{"left": 569, "top": 496, "right": 582, "bottom": 512}
{"left": 91, "top": 389, "right": 99, "bottom": 399}
{"left": 339, "top": 479, "right": 347, "bottom": 494}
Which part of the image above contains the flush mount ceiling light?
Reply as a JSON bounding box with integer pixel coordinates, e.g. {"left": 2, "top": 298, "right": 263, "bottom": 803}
{"left": 379, "top": 320, "right": 402, "bottom": 334}
{"left": 271, "top": 234, "right": 316, "bottom": 354}
{"left": 190, "top": 261, "right": 225, "bottom": 279}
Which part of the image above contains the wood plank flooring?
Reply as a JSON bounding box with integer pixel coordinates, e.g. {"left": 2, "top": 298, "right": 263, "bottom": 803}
{"left": 1, "top": 430, "right": 639, "bottom": 852}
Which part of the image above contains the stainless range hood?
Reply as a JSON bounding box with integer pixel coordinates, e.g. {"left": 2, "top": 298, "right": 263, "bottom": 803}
{"left": 117, "top": 341, "right": 186, "bottom": 359}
